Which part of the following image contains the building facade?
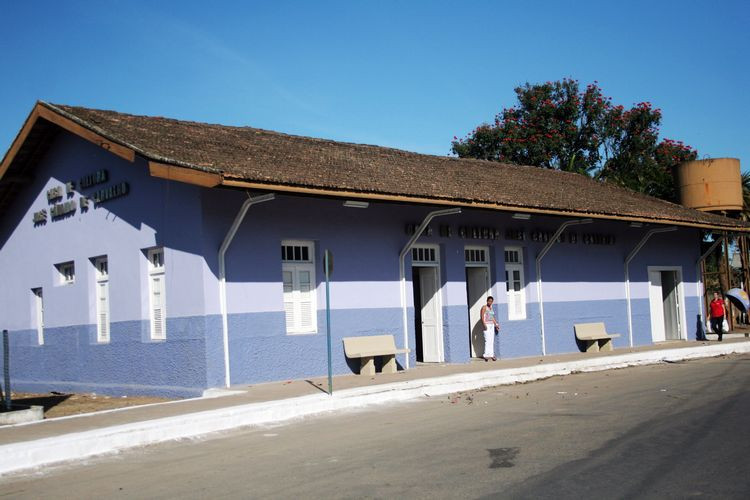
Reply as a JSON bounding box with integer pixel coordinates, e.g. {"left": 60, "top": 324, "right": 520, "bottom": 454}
{"left": 0, "top": 103, "right": 743, "bottom": 397}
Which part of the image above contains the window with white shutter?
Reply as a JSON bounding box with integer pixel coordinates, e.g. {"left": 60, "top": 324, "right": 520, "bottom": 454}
{"left": 32, "top": 288, "right": 44, "bottom": 345}
{"left": 504, "top": 247, "right": 527, "bottom": 320}
{"left": 94, "top": 257, "right": 110, "bottom": 343}
{"left": 147, "top": 248, "right": 166, "bottom": 340}
{"left": 56, "top": 261, "right": 75, "bottom": 285}
{"left": 281, "top": 240, "right": 317, "bottom": 334}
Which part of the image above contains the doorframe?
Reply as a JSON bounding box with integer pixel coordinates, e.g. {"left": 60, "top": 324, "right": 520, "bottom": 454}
{"left": 465, "top": 245, "right": 491, "bottom": 358}
{"left": 412, "top": 244, "right": 444, "bottom": 362}
{"left": 647, "top": 265, "right": 688, "bottom": 342}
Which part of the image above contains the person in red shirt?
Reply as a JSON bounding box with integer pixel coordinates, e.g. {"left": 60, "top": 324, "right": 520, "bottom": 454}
{"left": 709, "top": 291, "right": 727, "bottom": 341}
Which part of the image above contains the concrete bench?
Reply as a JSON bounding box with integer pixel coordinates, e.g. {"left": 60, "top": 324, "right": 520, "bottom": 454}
{"left": 574, "top": 322, "right": 621, "bottom": 353}
{"left": 342, "top": 335, "right": 410, "bottom": 375}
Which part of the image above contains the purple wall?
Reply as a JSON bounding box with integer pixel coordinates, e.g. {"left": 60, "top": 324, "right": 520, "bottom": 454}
{"left": 0, "top": 127, "right": 705, "bottom": 395}
{"left": 0, "top": 132, "right": 213, "bottom": 396}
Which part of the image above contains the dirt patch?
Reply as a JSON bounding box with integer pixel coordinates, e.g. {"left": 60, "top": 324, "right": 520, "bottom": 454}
{"left": 1, "top": 392, "right": 174, "bottom": 419}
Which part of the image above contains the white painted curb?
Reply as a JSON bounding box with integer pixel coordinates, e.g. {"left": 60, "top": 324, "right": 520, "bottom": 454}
{"left": 1, "top": 342, "right": 748, "bottom": 476}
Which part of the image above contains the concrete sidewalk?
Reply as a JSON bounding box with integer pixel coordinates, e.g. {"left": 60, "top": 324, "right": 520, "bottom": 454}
{"left": 1, "top": 338, "right": 749, "bottom": 477}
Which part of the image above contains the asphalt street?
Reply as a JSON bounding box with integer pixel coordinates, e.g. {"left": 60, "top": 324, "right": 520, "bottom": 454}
{"left": 2, "top": 354, "right": 749, "bottom": 499}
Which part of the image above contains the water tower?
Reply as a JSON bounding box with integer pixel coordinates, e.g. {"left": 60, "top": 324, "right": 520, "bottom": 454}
{"left": 676, "top": 158, "right": 742, "bottom": 213}
{"left": 678, "top": 158, "right": 746, "bottom": 329}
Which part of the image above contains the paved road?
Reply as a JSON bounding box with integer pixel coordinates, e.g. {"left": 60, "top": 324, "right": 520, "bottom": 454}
{"left": 2, "top": 355, "right": 749, "bottom": 499}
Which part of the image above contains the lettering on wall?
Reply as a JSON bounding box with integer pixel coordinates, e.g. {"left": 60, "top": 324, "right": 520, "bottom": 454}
{"left": 90, "top": 182, "right": 129, "bottom": 204}
{"left": 50, "top": 200, "right": 77, "bottom": 219}
{"left": 505, "top": 228, "right": 526, "bottom": 241}
{"left": 530, "top": 230, "right": 580, "bottom": 244}
{"left": 32, "top": 169, "right": 130, "bottom": 226}
{"left": 79, "top": 169, "right": 109, "bottom": 189}
{"left": 46, "top": 186, "right": 63, "bottom": 202}
{"left": 403, "top": 223, "right": 616, "bottom": 246}
{"left": 581, "top": 233, "right": 616, "bottom": 245}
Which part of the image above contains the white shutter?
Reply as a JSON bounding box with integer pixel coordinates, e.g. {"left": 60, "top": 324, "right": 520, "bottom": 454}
{"left": 97, "top": 281, "right": 110, "bottom": 342}
{"left": 283, "top": 270, "right": 295, "bottom": 327}
{"left": 505, "top": 247, "right": 527, "bottom": 321}
{"left": 507, "top": 265, "right": 526, "bottom": 320}
{"left": 151, "top": 274, "right": 166, "bottom": 340}
{"left": 281, "top": 264, "right": 316, "bottom": 334}
{"left": 33, "top": 288, "right": 44, "bottom": 345}
{"left": 298, "top": 270, "right": 313, "bottom": 330}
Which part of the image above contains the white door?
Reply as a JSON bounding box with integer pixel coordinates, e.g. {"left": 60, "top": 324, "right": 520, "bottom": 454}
{"left": 419, "top": 267, "right": 442, "bottom": 362}
{"left": 661, "top": 271, "right": 682, "bottom": 340}
{"left": 466, "top": 267, "right": 490, "bottom": 357}
{"left": 648, "top": 270, "right": 666, "bottom": 342}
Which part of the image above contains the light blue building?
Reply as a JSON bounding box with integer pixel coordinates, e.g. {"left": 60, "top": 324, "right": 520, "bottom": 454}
{"left": 0, "top": 102, "right": 744, "bottom": 397}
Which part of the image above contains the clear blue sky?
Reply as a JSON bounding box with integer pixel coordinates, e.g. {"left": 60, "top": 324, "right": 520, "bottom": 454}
{"left": 2, "top": 1, "right": 748, "bottom": 168}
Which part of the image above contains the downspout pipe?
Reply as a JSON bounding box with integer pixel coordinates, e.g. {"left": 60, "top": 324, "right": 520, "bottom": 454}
{"left": 535, "top": 218, "right": 592, "bottom": 355}
{"left": 624, "top": 226, "right": 677, "bottom": 347}
{"left": 695, "top": 233, "right": 727, "bottom": 323}
{"left": 399, "top": 207, "right": 462, "bottom": 370}
{"left": 219, "top": 193, "right": 275, "bottom": 388}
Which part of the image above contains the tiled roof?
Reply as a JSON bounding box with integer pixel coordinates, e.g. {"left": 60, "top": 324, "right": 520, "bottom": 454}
{"left": 2, "top": 101, "right": 748, "bottom": 231}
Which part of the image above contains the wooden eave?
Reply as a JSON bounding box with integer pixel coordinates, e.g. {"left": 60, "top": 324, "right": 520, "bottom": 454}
{"left": 0, "top": 102, "right": 136, "bottom": 181}
{"left": 218, "top": 176, "right": 749, "bottom": 232}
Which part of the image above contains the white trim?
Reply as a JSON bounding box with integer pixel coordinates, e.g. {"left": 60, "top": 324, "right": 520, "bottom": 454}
{"left": 94, "top": 257, "right": 110, "bottom": 343}
{"left": 32, "top": 287, "right": 44, "bottom": 345}
{"left": 281, "top": 239, "right": 315, "bottom": 263}
{"left": 398, "top": 208, "right": 461, "bottom": 370}
{"left": 464, "top": 250, "right": 491, "bottom": 358}
{"left": 647, "top": 266, "right": 688, "bottom": 342}
{"left": 147, "top": 248, "right": 166, "bottom": 340}
{"left": 464, "top": 245, "right": 489, "bottom": 267}
{"left": 411, "top": 243, "right": 440, "bottom": 267}
{"left": 412, "top": 244, "right": 444, "bottom": 362}
{"left": 56, "top": 261, "right": 75, "bottom": 285}
{"left": 504, "top": 246, "right": 527, "bottom": 321}
{"left": 282, "top": 240, "right": 317, "bottom": 334}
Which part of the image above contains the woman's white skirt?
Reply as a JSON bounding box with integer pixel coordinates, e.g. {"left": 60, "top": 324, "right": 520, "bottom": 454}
{"left": 483, "top": 325, "right": 495, "bottom": 358}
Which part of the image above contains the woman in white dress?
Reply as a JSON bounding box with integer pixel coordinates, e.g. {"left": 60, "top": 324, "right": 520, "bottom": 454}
{"left": 480, "top": 296, "right": 500, "bottom": 361}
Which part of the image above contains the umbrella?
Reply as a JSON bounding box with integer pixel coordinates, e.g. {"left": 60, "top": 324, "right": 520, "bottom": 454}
{"left": 725, "top": 288, "right": 750, "bottom": 314}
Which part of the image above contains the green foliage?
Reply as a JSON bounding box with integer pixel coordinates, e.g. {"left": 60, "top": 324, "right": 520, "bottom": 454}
{"left": 740, "top": 171, "right": 750, "bottom": 221}
{"left": 452, "top": 79, "right": 697, "bottom": 202}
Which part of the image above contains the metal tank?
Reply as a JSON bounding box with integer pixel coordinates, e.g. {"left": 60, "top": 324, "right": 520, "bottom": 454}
{"left": 677, "top": 158, "right": 742, "bottom": 212}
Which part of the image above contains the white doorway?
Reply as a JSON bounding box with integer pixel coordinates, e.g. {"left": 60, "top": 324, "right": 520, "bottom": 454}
{"left": 411, "top": 245, "right": 444, "bottom": 363}
{"left": 648, "top": 266, "right": 687, "bottom": 342}
{"left": 465, "top": 246, "right": 491, "bottom": 358}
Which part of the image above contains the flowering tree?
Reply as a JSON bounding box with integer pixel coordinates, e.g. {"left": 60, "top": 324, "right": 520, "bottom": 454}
{"left": 452, "top": 79, "right": 697, "bottom": 202}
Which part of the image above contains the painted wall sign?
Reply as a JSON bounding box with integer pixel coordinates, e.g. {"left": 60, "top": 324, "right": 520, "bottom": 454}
{"left": 405, "top": 223, "right": 433, "bottom": 237}
{"left": 530, "top": 230, "right": 578, "bottom": 244}
{"left": 79, "top": 169, "right": 109, "bottom": 189}
{"left": 582, "top": 233, "right": 616, "bottom": 245}
{"left": 46, "top": 186, "right": 63, "bottom": 202}
{"left": 33, "top": 209, "right": 47, "bottom": 224}
{"left": 90, "top": 182, "right": 129, "bottom": 204}
{"left": 406, "top": 223, "right": 613, "bottom": 245}
{"left": 458, "top": 226, "right": 501, "bottom": 240}
{"left": 439, "top": 224, "right": 453, "bottom": 238}
{"left": 32, "top": 168, "right": 130, "bottom": 225}
{"left": 50, "top": 199, "right": 77, "bottom": 218}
